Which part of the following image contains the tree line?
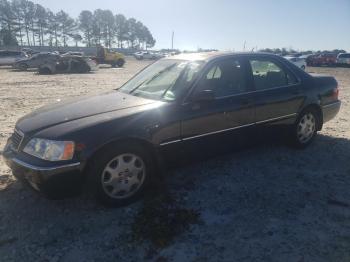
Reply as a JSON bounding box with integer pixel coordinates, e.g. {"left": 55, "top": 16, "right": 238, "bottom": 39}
{"left": 259, "top": 48, "right": 347, "bottom": 56}
{"left": 0, "top": 0, "right": 156, "bottom": 49}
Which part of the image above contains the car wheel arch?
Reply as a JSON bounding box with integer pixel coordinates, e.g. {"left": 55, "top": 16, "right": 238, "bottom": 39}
{"left": 83, "top": 137, "right": 160, "bottom": 177}
{"left": 298, "top": 104, "right": 323, "bottom": 130}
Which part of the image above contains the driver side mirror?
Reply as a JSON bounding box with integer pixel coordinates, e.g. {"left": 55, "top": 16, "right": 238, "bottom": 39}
{"left": 192, "top": 89, "right": 215, "bottom": 102}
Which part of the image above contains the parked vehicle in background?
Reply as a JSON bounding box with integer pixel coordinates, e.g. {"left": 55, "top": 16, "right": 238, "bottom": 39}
{"left": 0, "top": 50, "right": 28, "bottom": 66}
{"left": 94, "top": 46, "right": 125, "bottom": 67}
{"left": 3, "top": 52, "right": 341, "bottom": 206}
{"left": 21, "top": 48, "right": 39, "bottom": 56}
{"left": 299, "top": 54, "right": 312, "bottom": 60}
{"left": 307, "top": 53, "right": 337, "bottom": 67}
{"left": 134, "top": 51, "right": 162, "bottom": 60}
{"left": 284, "top": 56, "right": 306, "bottom": 70}
{"left": 337, "top": 53, "right": 350, "bottom": 67}
{"left": 38, "top": 55, "right": 98, "bottom": 74}
{"left": 62, "top": 51, "right": 84, "bottom": 57}
{"left": 305, "top": 54, "right": 317, "bottom": 66}
{"left": 13, "top": 52, "right": 60, "bottom": 71}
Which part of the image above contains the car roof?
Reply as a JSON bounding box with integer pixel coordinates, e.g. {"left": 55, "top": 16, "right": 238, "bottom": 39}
{"left": 167, "top": 51, "right": 281, "bottom": 62}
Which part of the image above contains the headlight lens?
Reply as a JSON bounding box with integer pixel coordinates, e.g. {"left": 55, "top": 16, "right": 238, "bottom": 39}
{"left": 23, "top": 138, "right": 75, "bottom": 161}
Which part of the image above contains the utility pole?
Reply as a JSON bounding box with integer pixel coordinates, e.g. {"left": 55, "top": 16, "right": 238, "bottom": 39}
{"left": 171, "top": 31, "right": 174, "bottom": 50}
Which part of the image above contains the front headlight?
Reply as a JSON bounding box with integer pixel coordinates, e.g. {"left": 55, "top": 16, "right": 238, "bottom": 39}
{"left": 23, "top": 138, "right": 75, "bottom": 161}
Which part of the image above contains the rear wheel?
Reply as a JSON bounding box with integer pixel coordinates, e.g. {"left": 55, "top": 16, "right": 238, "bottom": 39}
{"left": 88, "top": 143, "right": 155, "bottom": 206}
{"left": 290, "top": 109, "right": 318, "bottom": 148}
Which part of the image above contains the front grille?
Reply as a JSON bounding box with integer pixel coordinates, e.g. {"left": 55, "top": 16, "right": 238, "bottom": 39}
{"left": 11, "top": 129, "right": 24, "bottom": 151}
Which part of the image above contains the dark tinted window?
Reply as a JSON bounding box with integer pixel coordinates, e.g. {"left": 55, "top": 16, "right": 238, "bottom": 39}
{"left": 339, "top": 53, "right": 350, "bottom": 58}
{"left": 249, "top": 59, "right": 297, "bottom": 90}
{"left": 196, "top": 59, "right": 247, "bottom": 98}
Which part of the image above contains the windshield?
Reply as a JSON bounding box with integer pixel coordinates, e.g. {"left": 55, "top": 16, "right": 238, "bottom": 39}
{"left": 119, "top": 59, "right": 204, "bottom": 101}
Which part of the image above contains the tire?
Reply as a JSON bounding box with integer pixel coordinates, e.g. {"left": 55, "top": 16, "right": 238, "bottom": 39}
{"left": 290, "top": 109, "right": 319, "bottom": 149}
{"left": 88, "top": 142, "right": 155, "bottom": 206}
{"left": 301, "top": 65, "right": 305, "bottom": 70}
{"left": 116, "top": 59, "right": 125, "bottom": 67}
{"left": 18, "top": 63, "right": 28, "bottom": 71}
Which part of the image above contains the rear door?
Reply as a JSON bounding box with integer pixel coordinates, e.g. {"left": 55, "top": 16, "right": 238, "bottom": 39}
{"left": 181, "top": 57, "right": 255, "bottom": 140}
{"left": 247, "top": 56, "right": 304, "bottom": 125}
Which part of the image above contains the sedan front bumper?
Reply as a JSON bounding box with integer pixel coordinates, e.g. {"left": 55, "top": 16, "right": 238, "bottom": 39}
{"left": 3, "top": 142, "right": 84, "bottom": 197}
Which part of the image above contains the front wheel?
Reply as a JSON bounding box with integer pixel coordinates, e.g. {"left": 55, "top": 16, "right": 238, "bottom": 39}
{"left": 290, "top": 109, "right": 318, "bottom": 148}
{"left": 88, "top": 143, "right": 154, "bottom": 206}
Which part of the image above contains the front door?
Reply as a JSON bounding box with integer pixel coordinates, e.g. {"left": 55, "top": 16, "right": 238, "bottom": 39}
{"left": 181, "top": 57, "right": 255, "bottom": 141}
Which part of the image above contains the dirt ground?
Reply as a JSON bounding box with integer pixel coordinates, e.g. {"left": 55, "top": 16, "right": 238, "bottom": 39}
{"left": 0, "top": 59, "right": 350, "bottom": 262}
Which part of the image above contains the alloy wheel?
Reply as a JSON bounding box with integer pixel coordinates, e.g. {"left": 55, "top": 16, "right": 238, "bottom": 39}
{"left": 101, "top": 153, "right": 146, "bottom": 199}
{"left": 297, "top": 113, "right": 316, "bottom": 144}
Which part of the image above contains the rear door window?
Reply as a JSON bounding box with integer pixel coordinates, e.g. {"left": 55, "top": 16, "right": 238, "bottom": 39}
{"left": 249, "top": 59, "right": 298, "bottom": 91}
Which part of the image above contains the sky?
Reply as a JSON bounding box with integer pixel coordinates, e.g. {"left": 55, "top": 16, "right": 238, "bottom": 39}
{"left": 34, "top": 0, "right": 350, "bottom": 52}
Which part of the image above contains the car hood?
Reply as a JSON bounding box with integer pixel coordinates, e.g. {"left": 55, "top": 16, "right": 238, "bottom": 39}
{"left": 16, "top": 91, "right": 157, "bottom": 134}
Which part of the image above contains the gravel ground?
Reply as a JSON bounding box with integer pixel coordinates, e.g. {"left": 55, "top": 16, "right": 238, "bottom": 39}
{"left": 0, "top": 59, "right": 349, "bottom": 262}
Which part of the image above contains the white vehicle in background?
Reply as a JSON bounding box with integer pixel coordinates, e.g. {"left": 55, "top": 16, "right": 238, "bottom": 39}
{"left": 337, "top": 53, "right": 350, "bottom": 66}
{"left": 284, "top": 56, "right": 306, "bottom": 70}
{"left": 134, "top": 51, "right": 163, "bottom": 60}
{"left": 0, "top": 50, "right": 28, "bottom": 66}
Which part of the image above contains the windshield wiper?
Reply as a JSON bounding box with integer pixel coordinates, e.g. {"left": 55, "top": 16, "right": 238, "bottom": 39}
{"left": 129, "top": 63, "right": 177, "bottom": 94}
